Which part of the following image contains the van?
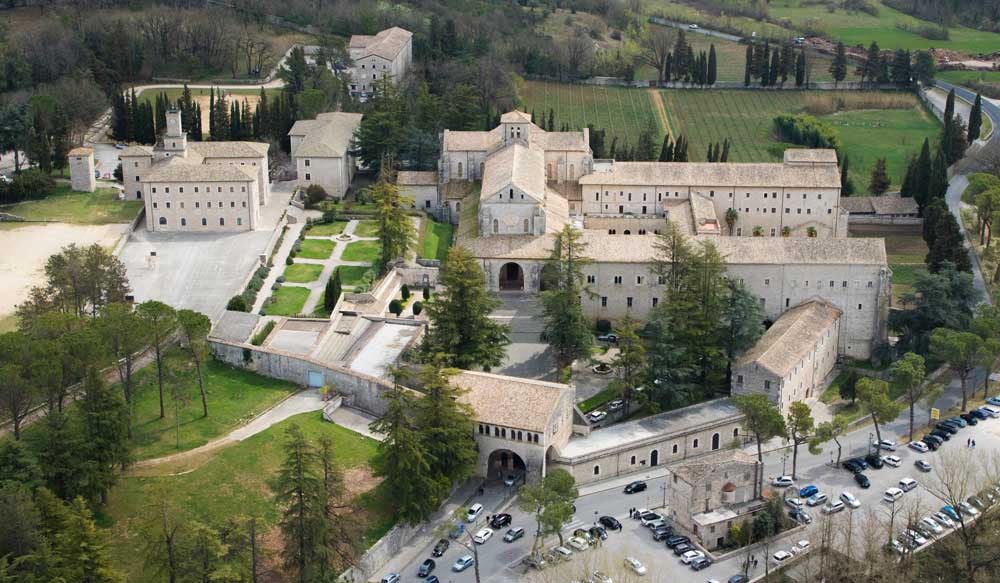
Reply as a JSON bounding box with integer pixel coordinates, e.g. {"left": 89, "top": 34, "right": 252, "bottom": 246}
{"left": 884, "top": 488, "right": 904, "bottom": 503}
{"left": 899, "top": 478, "right": 918, "bottom": 492}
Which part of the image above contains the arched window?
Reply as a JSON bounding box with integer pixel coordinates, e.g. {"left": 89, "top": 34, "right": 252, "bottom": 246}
{"left": 456, "top": 202, "right": 461, "bottom": 213}
{"left": 457, "top": 162, "right": 463, "bottom": 178}
{"left": 569, "top": 163, "right": 575, "bottom": 179}
{"left": 158, "top": 217, "right": 167, "bottom": 225}
{"left": 479, "top": 162, "right": 484, "bottom": 177}
{"left": 509, "top": 188, "right": 513, "bottom": 198}
{"left": 517, "top": 431, "right": 522, "bottom": 440}
{"left": 501, "top": 428, "right": 506, "bottom": 438}
{"left": 523, "top": 219, "right": 529, "bottom": 233}
{"left": 623, "top": 230, "right": 631, "bottom": 235}
{"left": 593, "top": 465, "right": 601, "bottom": 476}
{"left": 712, "top": 433, "right": 720, "bottom": 450}
{"left": 533, "top": 434, "right": 539, "bottom": 443}
{"left": 733, "top": 427, "right": 740, "bottom": 438}
{"left": 693, "top": 438, "right": 699, "bottom": 449}
{"left": 650, "top": 450, "right": 659, "bottom": 466}
{"left": 630, "top": 455, "right": 636, "bottom": 465}
{"left": 672, "top": 444, "right": 678, "bottom": 454}
{"left": 493, "top": 219, "right": 499, "bottom": 234}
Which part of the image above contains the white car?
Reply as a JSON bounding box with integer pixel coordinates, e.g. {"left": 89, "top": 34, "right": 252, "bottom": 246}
{"left": 772, "top": 475, "right": 794, "bottom": 487}
{"left": 567, "top": 536, "right": 590, "bottom": 551}
{"left": 639, "top": 512, "right": 662, "bottom": 526}
{"left": 588, "top": 411, "right": 607, "bottom": 423}
{"left": 453, "top": 555, "right": 475, "bottom": 572}
{"left": 472, "top": 528, "right": 493, "bottom": 544}
{"left": 909, "top": 441, "right": 930, "bottom": 453}
{"left": 905, "top": 529, "right": 927, "bottom": 546}
{"left": 840, "top": 491, "right": 860, "bottom": 508}
{"left": 680, "top": 550, "right": 705, "bottom": 564}
{"left": 899, "top": 477, "right": 918, "bottom": 492}
{"left": 623, "top": 557, "right": 646, "bottom": 576}
{"left": 806, "top": 493, "right": 828, "bottom": 507}
{"left": 822, "top": 500, "right": 845, "bottom": 514}
{"left": 879, "top": 439, "right": 898, "bottom": 451}
{"left": 932, "top": 512, "right": 956, "bottom": 529}
{"left": 591, "top": 571, "right": 612, "bottom": 583}
{"left": 772, "top": 550, "right": 793, "bottom": 563}
{"left": 919, "top": 516, "right": 944, "bottom": 535}
{"left": 785, "top": 497, "right": 804, "bottom": 510}
{"left": 466, "top": 503, "right": 483, "bottom": 522}
{"left": 883, "top": 455, "right": 902, "bottom": 468}
{"left": 553, "top": 546, "right": 573, "bottom": 558}
{"left": 884, "top": 487, "right": 904, "bottom": 503}
{"left": 959, "top": 502, "right": 980, "bottom": 517}
{"left": 689, "top": 23, "right": 699, "bottom": 29}
{"left": 791, "top": 540, "right": 811, "bottom": 554}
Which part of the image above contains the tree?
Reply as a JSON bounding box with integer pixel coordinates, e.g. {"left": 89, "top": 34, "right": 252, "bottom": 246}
{"left": 945, "top": 89, "right": 956, "bottom": 124}
{"left": 136, "top": 301, "right": 178, "bottom": 420}
{"left": 733, "top": 394, "right": 786, "bottom": 497}
{"left": 868, "top": 157, "right": 890, "bottom": 195}
{"left": 422, "top": 246, "right": 510, "bottom": 370}
{"left": 413, "top": 361, "right": 478, "bottom": 490}
{"left": 270, "top": 424, "right": 328, "bottom": 582}
{"left": 725, "top": 208, "right": 738, "bottom": 235}
{"left": 540, "top": 226, "right": 593, "bottom": 369}
{"left": 142, "top": 490, "right": 182, "bottom": 583}
{"left": 0, "top": 439, "right": 41, "bottom": 489}
{"left": 913, "top": 138, "right": 933, "bottom": 212}
{"left": 518, "top": 469, "right": 578, "bottom": 555}
{"left": 829, "top": 42, "right": 847, "bottom": 87}
{"left": 97, "top": 302, "right": 150, "bottom": 436}
{"left": 78, "top": 368, "right": 129, "bottom": 503}
{"left": 926, "top": 211, "right": 972, "bottom": 273}
{"left": 943, "top": 114, "right": 969, "bottom": 165}
{"left": 367, "top": 180, "right": 415, "bottom": 271}
{"left": 913, "top": 50, "right": 936, "bottom": 84}
{"left": 786, "top": 402, "right": 814, "bottom": 480}
{"left": 613, "top": 315, "right": 646, "bottom": 417}
{"left": 719, "top": 280, "right": 765, "bottom": 387}
{"left": 278, "top": 46, "right": 307, "bottom": 94}
{"left": 324, "top": 269, "right": 342, "bottom": 312}
{"left": 0, "top": 335, "right": 34, "bottom": 441}
{"left": 226, "top": 295, "right": 248, "bottom": 312}
{"left": 968, "top": 93, "right": 983, "bottom": 143}
{"left": 891, "top": 352, "right": 927, "bottom": 441}
{"left": 930, "top": 328, "right": 995, "bottom": 411}
{"left": 840, "top": 154, "right": 854, "bottom": 196}
{"left": 808, "top": 416, "right": 849, "bottom": 466}
{"left": 707, "top": 44, "right": 717, "bottom": 85}
{"left": 855, "top": 377, "right": 903, "bottom": 451}
{"left": 369, "top": 378, "right": 440, "bottom": 524}
{"left": 744, "top": 45, "right": 752, "bottom": 87}
{"left": 795, "top": 49, "right": 806, "bottom": 87}
{"left": 890, "top": 262, "right": 980, "bottom": 354}
{"left": 975, "top": 188, "right": 1000, "bottom": 247}
{"left": 388, "top": 299, "right": 402, "bottom": 316}
{"left": 177, "top": 310, "right": 211, "bottom": 418}
{"left": 54, "top": 497, "right": 123, "bottom": 583}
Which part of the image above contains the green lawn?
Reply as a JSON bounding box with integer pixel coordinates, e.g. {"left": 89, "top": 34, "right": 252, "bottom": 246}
{"left": 520, "top": 81, "right": 667, "bottom": 147}
{"left": 337, "top": 265, "right": 373, "bottom": 287}
{"left": 353, "top": 220, "right": 380, "bottom": 237}
{"left": 283, "top": 262, "right": 324, "bottom": 283}
{"left": 264, "top": 285, "right": 310, "bottom": 316}
{"left": 661, "top": 90, "right": 939, "bottom": 186}
{"left": 820, "top": 371, "right": 851, "bottom": 405}
{"left": 1, "top": 185, "right": 143, "bottom": 225}
{"left": 938, "top": 70, "right": 1000, "bottom": 86}
{"left": 126, "top": 353, "right": 298, "bottom": 460}
{"left": 578, "top": 386, "right": 620, "bottom": 413}
{"left": 298, "top": 238, "right": 335, "bottom": 259}
{"left": 342, "top": 240, "right": 381, "bottom": 263}
{"left": 421, "top": 219, "right": 454, "bottom": 261}
{"left": 138, "top": 87, "right": 281, "bottom": 106}
{"left": 768, "top": 0, "right": 1000, "bottom": 53}
{"left": 305, "top": 220, "right": 348, "bottom": 236}
{"left": 105, "top": 412, "right": 382, "bottom": 581}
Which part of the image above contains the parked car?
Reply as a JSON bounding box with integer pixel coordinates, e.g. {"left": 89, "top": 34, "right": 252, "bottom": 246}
{"left": 504, "top": 528, "right": 525, "bottom": 542}
{"left": 418, "top": 559, "right": 436, "bottom": 577}
{"left": 625, "top": 481, "right": 648, "bottom": 494}
{"left": 923, "top": 435, "right": 943, "bottom": 449}
{"left": 883, "top": 455, "right": 902, "bottom": 467}
{"left": 425, "top": 576, "right": 439, "bottom": 583}
{"left": 879, "top": 439, "right": 898, "bottom": 451}
{"left": 691, "top": 556, "right": 713, "bottom": 571}
{"left": 689, "top": 23, "right": 699, "bottom": 29}
{"left": 899, "top": 477, "right": 918, "bottom": 492}
{"left": 807, "top": 493, "right": 828, "bottom": 507}
{"left": 553, "top": 546, "right": 573, "bottom": 558}
{"left": 970, "top": 495, "right": 988, "bottom": 510}
{"left": 772, "top": 475, "right": 794, "bottom": 487}
{"left": 680, "top": 550, "right": 705, "bottom": 564}
{"left": 466, "top": 503, "right": 484, "bottom": 523}
{"left": 791, "top": 540, "right": 811, "bottom": 554}
{"left": 888, "top": 539, "right": 907, "bottom": 556}
{"left": 982, "top": 405, "right": 1000, "bottom": 417}
{"left": 449, "top": 523, "right": 465, "bottom": 539}
{"left": 884, "top": 487, "right": 904, "bottom": 503}
{"left": 590, "top": 571, "right": 612, "bottom": 583}
{"left": 623, "top": 557, "right": 646, "bottom": 576}
{"left": 941, "top": 506, "right": 961, "bottom": 521}
{"left": 938, "top": 421, "right": 962, "bottom": 433}
{"left": 773, "top": 550, "right": 793, "bottom": 563}
{"left": 597, "top": 333, "right": 618, "bottom": 343}
{"left": 840, "top": 491, "right": 861, "bottom": 508}
{"left": 490, "top": 514, "right": 512, "bottom": 529}
{"left": 959, "top": 501, "right": 980, "bottom": 517}
{"left": 590, "top": 526, "right": 608, "bottom": 540}
{"left": 947, "top": 416, "right": 968, "bottom": 427}
{"left": 573, "top": 529, "right": 595, "bottom": 544}
{"left": 960, "top": 413, "right": 979, "bottom": 425}
{"left": 432, "top": 539, "right": 450, "bottom": 557}
{"left": 909, "top": 441, "right": 930, "bottom": 453}
{"left": 452, "top": 556, "right": 474, "bottom": 572}
{"left": 932, "top": 512, "right": 956, "bottom": 529}
{"left": 588, "top": 410, "right": 607, "bottom": 423}
{"left": 789, "top": 509, "right": 812, "bottom": 524}
{"left": 567, "top": 536, "right": 589, "bottom": 551}
{"left": 472, "top": 528, "right": 493, "bottom": 544}
{"left": 865, "top": 454, "right": 884, "bottom": 469}
{"left": 673, "top": 543, "right": 695, "bottom": 556}
{"left": 986, "top": 397, "right": 1000, "bottom": 407}
{"left": 799, "top": 485, "right": 819, "bottom": 498}
{"left": 842, "top": 459, "right": 864, "bottom": 473}
{"left": 855, "top": 473, "right": 871, "bottom": 489}
{"left": 785, "top": 497, "right": 804, "bottom": 510}
{"left": 607, "top": 399, "right": 624, "bottom": 412}
{"left": 665, "top": 535, "right": 691, "bottom": 548}
{"left": 639, "top": 512, "right": 661, "bottom": 526}
{"left": 652, "top": 528, "right": 674, "bottom": 541}
{"left": 916, "top": 460, "right": 933, "bottom": 473}
{"left": 969, "top": 409, "right": 989, "bottom": 420}
{"left": 728, "top": 576, "right": 749, "bottom": 583}
{"left": 919, "top": 516, "right": 944, "bottom": 536}
{"left": 645, "top": 519, "right": 667, "bottom": 531}
{"left": 381, "top": 573, "right": 400, "bottom": 583}
{"left": 599, "top": 516, "right": 621, "bottom": 530}
{"left": 929, "top": 429, "right": 951, "bottom": 441}
{"left": 905, "top": 529, "right": 928, "bottom": 546}
{"left": 823, "top": 500, "right": 845, "bottom": 514}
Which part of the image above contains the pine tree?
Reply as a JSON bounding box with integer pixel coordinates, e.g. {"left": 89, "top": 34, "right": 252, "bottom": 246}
{"left": 869, "top": 158, "right": 891, "bottom": 195}
{"left": 968, "top": 93, "right": 983, "bottom": 143}
{"left": 540, "top": 226, "right": 593, "bottom": 369}
{"left": 944, "top": 89, "right": 956, "bottom": 123}
{"left": 780, "top": 44, "right": 794, "bottom": 85}
{"left": 209, "top": 87, "right": 216, "bottom": 139}
{"left": 54, "top": 498, "right": 123, "bottom": 583}
{"left": 548, "top": 108, "right": 554, "bottom": 132}
{"left": 929, "top": 149, "right": 950, "bottom": 202}
{"left": 942, "top": 114, "right": 968, "bottom": 165}
{"left": 900, "top": 156, "right": 916, "bottom": 198}
{"left": 926, "top": 212, "right": 972, "bottom": 273}
{"left": 707, "top": 44, "right": 717, "bottom": 86}
{"left": 914, "top": 138, "right": 933, "bottom": 211}
{"left": 759, "top": 42, "right": 770, "bottom": 86}
{"left": 830, "top": 42, "right": 847, "bottom": 87}
{"left": 324, "top": 269, "right": 341, "bottom": 312}
{"left": 78, "top": 368, "right": 129, "bottom": 503}
{"left": 769, "top": 49, "right": 781, "bottom": 86}
{"left": 413, "top": 361, "right": 478, "bottom": 488}
{"left": 636, "top": 124, "right": 657, "bottom": 161}
{"left": 367, "top": 180, "right": 416, "bottom": 271}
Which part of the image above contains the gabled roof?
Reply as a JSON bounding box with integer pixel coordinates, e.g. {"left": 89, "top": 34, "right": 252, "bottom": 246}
{"left": 68, "top": 147, "right": 93, "bottom": 156}
{"left": 783, "top": 149, "right": 839, "bottom": 164}
{"left": 288, "top": 112, "right": 363, "bottom": 158}
{"left": 871, "top": 196, "right": 918, "bottom": 216}
{"left": 145, "top": 158, "right": 257, "bottom": 183}
{"left": 579, "top": 160, "right": 841, "bottom": 189}
{"left": 189, "top": 141, "right": 269, "bottom": 159}
{"left": 119, "top": 145, "right": 153, "bottom": 157}
{"left": 349, "top": 27, "right": 412, "bottom": 61}
{"left": 453, "top": 370, "right": 570, "bottom": 433}
{"left": 735, "top": 299, "right": 842, "bottom": 377}
{"left": 481, "top": 142, "right": 546, "bottom": 203}
{"left": 442, "top": 127, "right": 503, "bottom": 152}
{"left": 672, "top": 450, "right": 759, "bottom": 486}
{"left": 396, "top": 171, "right": 437, "bottom": 185}
{"left": 501, "top": 110, "right": 532, "bottom": 123}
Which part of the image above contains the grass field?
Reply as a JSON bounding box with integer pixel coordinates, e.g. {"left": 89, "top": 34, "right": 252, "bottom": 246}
{"left": 298, "top": 238, "right": 334, "bottom": 259}
{"left": 283, "top": 262, "right": 324, "bottom": 283}
{"left": 420, "top": 219, "right": 454, "bottom": 261}
{"left": 1, "top": 185, "right": 143, "bottom": 225}
{"left": 519, "top": 81, "right": 667, "bottom": 147}
{"left": 768, "top": 0, "right": 1000, "bottom": 53}
{"left": 337, "top": 265, "right": 372, "bottom": 287}
{"left": 850, "top": 224, "right": 927, "bottom": 302}
{"left": 305, "top": 220, "right": 347, "bottom": 236}
{"left": 106, "top": 412, "right": 383, "bottom": 581}
{"left": 342, "top": 240, "right": 381, "bottom": 263}
{"left": 353, "top": 220, "right": 380, "bottom": 237}
{"left": 137, "top": 87, "right": 280, "bottom": 106}
{"left": 264, "top": 285, "right": 310, "bottom": 316}
{"left": 938, "top": 70, "right": 1000, "bottom": 87}
{"left": 126, "top": 353, "right": 298, "bottom": 460}
{"left": 661, "top": 90, "right": 938, "bottom": 186}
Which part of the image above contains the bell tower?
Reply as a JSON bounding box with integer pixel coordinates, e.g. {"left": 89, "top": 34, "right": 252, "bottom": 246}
{"left": 160, "top": 109, "right": 188, "bottom": 158}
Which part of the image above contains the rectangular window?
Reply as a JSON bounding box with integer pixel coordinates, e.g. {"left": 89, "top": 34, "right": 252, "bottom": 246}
{"left": 152, "top": 202, "right": 158, "bottom": 209}
{"left": 305, "top": 173, "right": 311, "bottom": 180}
{"left": 587, "top": 275, "right": 596, "bottom": 284}
{"left": 601, "top": 297, "right": 607, "bottom": 307}
{"left": 737, "top": 375, "right": 744, "bottom": 383}
{"left": 636, "top": 276, "right": 644, "bottom": 285}
{"left": 304, "top": 159, "right": 310, "bottom": 167}
{"left": 652, "top": 297, "right": 659, "bottom": 307}
{"left": 627, "top": 297, "right": 633, "bottom": 308}
{"left": 179, "top": 187, "right": 184, "bottom": 193}
{"left": 764, "top": 381, "right": 771, "bottom": 390}
{"left": 207, "top": 202, "right": 212, "bottom": 208}
{"left": 165, "top": 202, "right": 171, "bottom": 209}
{"left": 613, "top": 276, "right": 623, "bottom": 285}
{"left": 242, "top": 201, "right": 247, "bottom": 208}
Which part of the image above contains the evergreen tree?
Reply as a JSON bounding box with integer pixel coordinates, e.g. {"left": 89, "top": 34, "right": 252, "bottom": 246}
{"left": 613, "top": 315, "right": 646, "bottom": 417}
{"left": 759, "top": 42, "right": 770, "bottom": 86}
{"left": 587, "top": 125, "right": 606, "bottom": 158}
{"left": 78, "top": 368, "right": 129, "bottom": 504}
{"left": 968, "top": 93, "right": 983, "bottom": 143}
{"left": 769, "top": 48, "right": 781, "bottom": 86}
{"left": 830, "top": 42, "right": 847, "bottom": 87}
{"left": 795, "top": 49, "right": 806, "bottom": 87}
{"left": 900, "top": 156, "right": 916, "bottom": 198}
{"left": 422, "top": 246, "right": 510, "bottom": 370}
{"left": 840, "top": 154, "right": 854, "bottom": 196}
{"left": 780, "top": 44, "right": 794, "bottom": 85}
{"left": 540, "top": 226, "right": 593, "bottom": 369}
{"left": 367, "top": 180, "right": 415, "bottom": 271}
{"left": 869, "top": 157, "right": 891, "bottom": 195}
{"left": 859, "top": 42, "right": 882, "bottom": 87}
{"left": 324, "top": 269, "right": 341, "bottom": 312}
{"left": 720, "top": 138, "right": 730, "bottom": 162}
{"left": 914, "top": 138, "right": 933, "bottom": 212}
{"left": 54, "top": 498, "right": 123, "bottom": 583}
{"left": 413, "top": 361, "right": 478, "bottom": 490}
{"left": 635, "top": 124, "right": 657, "bottom": 161}
{"left": 548, "top": 108, "right": 554, "bottom": 132}
{"left": 744, "top": 45, "right": 752, "bottom": 87}
{"left": 707, "top": 44, "right": 717, "bottom": 86}
{"left": 720, "top": 280, "right": 765, "bottom": 386}
{"left": 922, "top": 198, "right": 949, "bottom": 250}
{"left": 30, "top": 410, "right": 81, "bottom": 499}
{"left": 659, "top": 135, "right": 673, "bottom": 162}
{"left": 926, "top": 212, "right": 972, "bottom": 273}
{"left": 929, "top": 149, "right": 950, "bottom": 202}
{"left": 135, "top": 301, "right": 178, "bottom": 421}
{"left": 913, "top": 50, "right": 936, "bottom": 84}
{"left": 944, "top": 89, "right": 956, "bottom": 123}
{"left": 890, "top": 49, "right": 912, "bottom": 85}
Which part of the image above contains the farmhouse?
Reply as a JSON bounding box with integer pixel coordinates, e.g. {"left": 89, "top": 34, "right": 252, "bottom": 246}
{"left": 346, "top": 27, "right": 413, "bottom": 98}
{"left": 119, "top": 109, "right": 270, "bottom": 232}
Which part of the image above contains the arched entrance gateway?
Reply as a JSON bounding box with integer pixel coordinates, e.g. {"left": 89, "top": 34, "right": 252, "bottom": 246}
{"left": 487, "top": 449, "right": 526, "bottom": 480}
{"left": 499, "top": 262, "right": 524, "bottom": 291}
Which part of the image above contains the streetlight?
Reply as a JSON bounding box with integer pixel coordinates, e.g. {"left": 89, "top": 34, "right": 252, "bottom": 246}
{"left": 660, "top": 482, "right": 668, "bottom": 509}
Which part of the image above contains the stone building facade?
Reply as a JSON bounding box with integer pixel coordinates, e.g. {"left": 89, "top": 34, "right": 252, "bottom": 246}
{"left": 347, "top": 27, "right": 413, "bottom": 97}
{"left": 288, "top": 112, "right": 363, "bottom": 198}
{"left": 68, "top": 147, "right": 96, "bottom": 192}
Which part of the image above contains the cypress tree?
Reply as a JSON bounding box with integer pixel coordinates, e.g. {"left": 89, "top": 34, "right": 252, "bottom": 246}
{"left": 840, "top": 154, "right": 854, "bottom": 196}
{"left": 658, "top": 134, "right": 672, "bottom": 162}
{"left": 922, "top": 198, "right": 948, "bottom": 248}
{"left": 830, "top": 42, "right": 847, "bottom": 87}
{"left": 769, "top": 49, "right": 781, "bottom": 86}
{"left": 548, "top": 108, "right": 554, "bottom": 132}
{"left": 928, "top": 149, "right": 949, "bottom": 202}
{"left": 744, "top": 45, "right": 752, "bottom": 87}
{"left": 914, "top": 138, "right": 932, "bottom": 211}
{"left": 721, "top": 138, "right": 730, "bottom": 162}
{"left": 759, "top": 43, "right": 770, "bottom": 86}
{"left": 900, "top": 157, "right": 916, "bottom": 198}
{"left": 708, "top": 44, "right": 717, "bottom": 86}
{"left": 968, "top": 93, "right": 983, "bottom": 143}
{"left": 869, "top": 158, "right": 891, "bottom": 195}
{"left": 209, "top": 87, "right": 215, "bottom": 139}
{"left": 795, "top": 50, "right": 806, "bottom": 87}
{"left": 944, "top": 89, "right": 955, "bottom": 123}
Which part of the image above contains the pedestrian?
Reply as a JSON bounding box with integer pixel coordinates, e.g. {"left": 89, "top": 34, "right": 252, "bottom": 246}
{"left": 973, "top": 439, "right": 977, "bottom": 448}
{"left": 754, "top": 558, "right": 759, "bottom": 569}
{"left": 968, "top": 437, "right": 971, "bottom": 447}
{"left": 628, "top": 508, "right": 633, "bottom": 518}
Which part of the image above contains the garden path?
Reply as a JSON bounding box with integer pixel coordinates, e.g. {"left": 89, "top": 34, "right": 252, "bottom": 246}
{"left": 295, "top": 219, "right": 381, "bottom": 315}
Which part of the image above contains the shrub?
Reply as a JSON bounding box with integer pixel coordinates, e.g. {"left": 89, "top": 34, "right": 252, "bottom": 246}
{"left": 271, "top": 282, "right": 281, "bottom": 291}
{"left": 596, "top": 319, "right": 612, "bottom": 334}
{"left": 286, "top": 256, "right": 294, "bottom": 265}
{"left": 422, "top": 286, "right": 430, "bottom": 300}
{"left": 226, "top": 295, "right": 249, "bottom": 312}
{"left": 251, "top": 320, "right": 276, "bottom": 346}
{"left": 276, "top": 275, "right": 286, "bottom": 283}
{"left": 412, "top": 301, "right": 423, "bottom": 316}
{"left": 401, "top": 284, "right": 410, "bottom": 300}
{"left": 0, "top": 169, "right": 57, "bottom": 205}
{"left": 388, "top": 299, "right": 402, "bottom": 316}
{"left": 305, "top": 184, "right": 328, "bottom": 207}
{"left": 772, "top": 113, "right": 842, "bottom": 152}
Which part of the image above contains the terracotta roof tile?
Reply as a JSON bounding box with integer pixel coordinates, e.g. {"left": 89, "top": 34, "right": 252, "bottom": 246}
{"left": 453, "top": 370, "right": 570, "bottom": 432}
{"left": 735, "top": 299, "right": 842, "bottom": 377}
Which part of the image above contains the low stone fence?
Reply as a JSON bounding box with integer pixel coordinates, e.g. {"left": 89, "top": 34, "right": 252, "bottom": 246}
{"left": 848, "top": 215, "right": 922, "bottom": 226}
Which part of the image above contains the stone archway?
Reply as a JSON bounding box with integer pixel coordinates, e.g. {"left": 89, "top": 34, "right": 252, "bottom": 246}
{"left": 488, "top": 449, "right": 527, "bottom": 480}
{"left": 499, "top": 262, "right": 524, "bottom": 291}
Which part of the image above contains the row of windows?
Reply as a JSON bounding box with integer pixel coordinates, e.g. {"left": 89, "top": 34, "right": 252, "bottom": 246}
{"left": 477, "top": 423, "right": 541, "bottom": 444}
{"left": 150, "top": 185, "right": 247, "bottom": 194}
{"left": 592, "top": 429, "right": 739, "bottom": 476}
{"left": 739, "top": 278, "right": 875, "bottom": 289}
{"left": 153, "top": 201, "right": 248, "bottom": 210}
{"left": 157, "top": 216, "right": 242, "bottom": 227}
{"left": 132, "top": 161, "right": 257, "bottom": 169}
{"left": 592, "top": 190, "right": 830, "bottom": 202}
{"left": 606, "top": 229, "right": 658, "bottom": 235}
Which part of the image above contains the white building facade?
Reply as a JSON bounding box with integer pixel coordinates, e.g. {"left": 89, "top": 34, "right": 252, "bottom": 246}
{"left": 346, "top": 27, "right": 413, "bottom": 97}
{"left": 288, "top": 112, "right": 363, "bottom": 198}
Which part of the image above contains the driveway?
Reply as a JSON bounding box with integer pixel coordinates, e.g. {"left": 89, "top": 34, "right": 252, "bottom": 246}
{"left": 490, "top": 293, "right": 558, "bottom": 381}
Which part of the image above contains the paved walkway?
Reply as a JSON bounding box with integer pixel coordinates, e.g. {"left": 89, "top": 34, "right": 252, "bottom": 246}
{"left": 251, "top": 204, "right": 311, "bottom": 314}
{"left": 292, "top": 219, "right": 381, "bottom": 314}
